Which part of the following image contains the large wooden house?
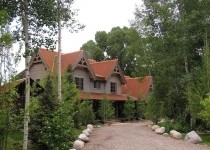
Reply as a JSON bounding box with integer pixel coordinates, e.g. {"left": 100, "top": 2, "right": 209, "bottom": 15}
{"left": 19, "top": 48, "right": 152, "bottom": 117}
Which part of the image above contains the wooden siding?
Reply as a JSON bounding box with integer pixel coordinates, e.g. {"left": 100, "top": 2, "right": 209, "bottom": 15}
{"left": 105, "top": 75, "right": 122, "bottom": 95}
{"left": 89, "top": 81, "right": 105, "bottom": 93}
{"left": 73, "top": 68, "right": 91, "bottom": 92}
{"left": 30, "top": 63, "right": 48, "bottom": 81}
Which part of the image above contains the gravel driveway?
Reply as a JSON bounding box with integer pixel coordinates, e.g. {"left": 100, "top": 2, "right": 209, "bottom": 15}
{"left": 83, "top": 121, "right": 210, "bottom": 150}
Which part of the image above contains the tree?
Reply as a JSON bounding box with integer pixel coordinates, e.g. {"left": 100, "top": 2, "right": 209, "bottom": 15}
{"left": 135, "top": 100, "right": 146, "bottom": 120}
{"left": 132, "top": 0, "right": 210, "bottom": 121}
{"left": 200, "top": 96, "right": 210, "bottom": 126}
{"left": 82, "top": 40, "right": 104, "bottom": 61}
{"left": 80, "top": 99, "right": 95, "bottom": 125}
{"left": 123, "top": 95, "right": 135, "bottom": 121}
{"left": 98, "top": 96, "right": 115, "bottom": 123}
{"left": 82, "top": 27, "right": 143, "bottom": 76}
{"left": 0, "top": 1, "right": 84, "bottom": 148}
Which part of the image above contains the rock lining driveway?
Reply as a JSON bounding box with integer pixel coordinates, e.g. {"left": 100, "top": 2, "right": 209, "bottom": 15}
{"left": 83, "top": 121, "right": 210, "bottom": 150}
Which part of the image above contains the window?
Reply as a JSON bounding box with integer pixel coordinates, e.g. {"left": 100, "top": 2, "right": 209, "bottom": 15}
{"left": 75, "top": 77, "right": 83, "bottom": 90}
{"left": 110, "top": 82, "right": 117, "bottom": 93}
{"left": 94, "top": 81, "right": 100, "bottom": 89}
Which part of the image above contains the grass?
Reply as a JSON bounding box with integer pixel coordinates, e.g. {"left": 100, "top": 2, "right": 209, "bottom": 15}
{"left": 7, "top": 131, "right": 23, "bottom": 150}
{"left": 200, "top": 133, "right": 210, "bottom": 146}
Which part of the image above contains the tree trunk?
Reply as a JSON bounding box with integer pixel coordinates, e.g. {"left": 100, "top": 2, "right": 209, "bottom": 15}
{"left": 22, "top": 0, "right": 30, "bottom": 149}
{"left": 57, "top": 0, "right": 62, "bottom": 102}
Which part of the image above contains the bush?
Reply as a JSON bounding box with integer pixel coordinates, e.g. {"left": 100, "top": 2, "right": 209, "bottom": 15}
{"left": 80, "top": 100, "right": 95, "bottom": 125}
{"left": 123, "top": 95, "right": 135, "bottom": 121}
{"left": 98, "top": 96, "right": 115, "bottom": 123}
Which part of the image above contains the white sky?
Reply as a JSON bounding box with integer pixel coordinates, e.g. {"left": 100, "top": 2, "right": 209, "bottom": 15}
{"left": 16, "top": 0, "right": 142, "bottom": 72}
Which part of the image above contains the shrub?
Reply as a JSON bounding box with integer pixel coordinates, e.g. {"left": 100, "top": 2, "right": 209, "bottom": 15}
{"left": 98, "top": 96, "right": 115, "bottom": 123}
{"left": 80, "top": 100, "right": 95, "bottom": 125}
{"left": 123, "top": 95, "right": 135, "bottom": 121}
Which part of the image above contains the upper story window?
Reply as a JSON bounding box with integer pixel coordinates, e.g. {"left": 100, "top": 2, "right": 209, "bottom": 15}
{"left": 110, "top": 82, "right": 117, "bottom": 93}
{"left": 75, "top": 77, "right": 84, "bottom": 90}
{"left": 94, "top": 81, "right": 100, "bottom": 89}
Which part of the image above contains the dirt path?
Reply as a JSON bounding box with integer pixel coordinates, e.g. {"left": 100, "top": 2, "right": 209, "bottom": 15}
{"left": 83, "top": 121, "right": 210, "bottom": 150}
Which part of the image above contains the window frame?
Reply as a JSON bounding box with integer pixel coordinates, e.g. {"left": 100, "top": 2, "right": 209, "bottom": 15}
{"left": 75, "top": 77, "right": 84, "bottom": 90}
{"left": 110, "top": 82, "right": 117, "bottom": 93}
{"left": 94, "top": 81, "right": 101, "bottom": 89}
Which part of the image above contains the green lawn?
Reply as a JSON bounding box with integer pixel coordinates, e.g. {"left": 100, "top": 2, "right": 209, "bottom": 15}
{"left": 200, "top": 133, "right": 210, "bottom": 146}
{"left": 7, "top": 131, "right": 23, "bottom": 150}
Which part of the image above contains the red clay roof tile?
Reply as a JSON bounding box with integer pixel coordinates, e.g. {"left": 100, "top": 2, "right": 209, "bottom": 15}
{"left": 80, "top": 92, "right": 137, "bottom": 101}
{"left": 122, "top": 76, "right": 152, "bottom": 100}
{"left": 89, "top": 60, "right": 117, "bottom": 79}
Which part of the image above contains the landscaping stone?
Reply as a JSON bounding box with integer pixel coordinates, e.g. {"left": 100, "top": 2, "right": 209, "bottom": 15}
{"left": 78, "top": 133, "right": 90, "bottom": 142}
{"left": 170, "top": 130, "right": 182, "bottom": 139}
{"left": 148, "top": 124, "right": 152, "bottom": 127}
{"left": 73, "top": 140, "right": 84, "bottom": 150}
{"left": 86, "top": 128, "right": 93, "bottom": 134}
{"left": 96, "top": 125, "right": 102, "bottom": 128}
{"left": 87, "top": 124, "right": 93, "bottom": 130}
{"left": 83, "top": 129, "right": 90, "bottom": 137}
{"left": 152, "top": 125, "right": 160, "bottom": 131}
{"left": 163, "top": 133, "right": 169, "bottom": 137}
{"left": 155, "top": 127, "right": 165, "bottom": 134}
{"left": 185, "top": 131, "right": 202, "bottom": 144}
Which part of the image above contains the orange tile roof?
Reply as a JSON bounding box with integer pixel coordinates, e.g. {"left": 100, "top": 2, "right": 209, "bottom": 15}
{"left": 122, "top": 76, "right": 152, "bottom": 100}
{"left": 89, "top": 60, "right": 117, "bottom": 79}
{"left": 61, "top": 51, "right": 82, "bottom": 72}
{"left": 39, "top": 48, "right": 83, "bottom": 73}
{"left": 39, "top": 48, "right": 58, "bottom": 73}
{"left": 80, "top": 92, "right": 138, "bottom": 101}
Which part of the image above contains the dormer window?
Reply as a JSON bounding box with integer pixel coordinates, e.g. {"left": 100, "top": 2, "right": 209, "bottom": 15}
{"left": 75, "top": 77, "right": 84, "bottom": 90}
{"left": 94, "top": 81, "right": 100, "bottom": 89}
{"left": 110, "top": 82, "right": 117, "bottom": 93}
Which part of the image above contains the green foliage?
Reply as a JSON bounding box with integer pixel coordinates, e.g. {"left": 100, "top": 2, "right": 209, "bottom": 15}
{"left": 30, "top": 75, "right": 77, "bottom": 149}
{"left": 200, "top": 96, "right": 210, "bottom": 126}
{"left": 159, "top": 118, "right": 191, "bottom": 133}
{"left": 98, "top": 96, "right": 115, "bottom": 122}
{"left": 123, "top": 95, "right": 135, "bottom": 121}
{"left": 82, "top": 40, "right": 105, "bottom": 61}
{"left": 80, "top": 99, "right": 95, "bottom": 125}
{"left": 145, "top": 94, "right": 161, "bottom": 124}
{"left": 135, "top": 100, "right": 146, "bottom": 119}
{"left": 0, "top": 87, "right": 20, "bottom": 150}
{"left": 82, "top": 27, "right": 143, "bottom": 76}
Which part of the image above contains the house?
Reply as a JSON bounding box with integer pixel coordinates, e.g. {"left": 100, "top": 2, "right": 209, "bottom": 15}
{"left": 18, "top": 48, "right": 152, "bottom": 117}
{"left": 0, "top": 78, "right": 43, "bottom": 113}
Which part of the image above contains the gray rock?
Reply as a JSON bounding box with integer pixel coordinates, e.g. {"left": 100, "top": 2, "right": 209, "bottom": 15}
{"left": 86, "top": 128, "right": 93, "bottom": 134}
{"left": 83, "top": 129, "right": 90, "bottom": 136}
{"left": 87, "top": 124, "right": 93, "bottom": 130}
{"left": 185, "top": 131, "right": 202, "bottom": 144}
{"left": 73, "top": 140, "right": 84, "bottom": 150}
{"left": 170, "top": 130, "right": 182, "bottom": 139}
{"left": 163, "top": 133, "right": 169, "bottom": 137}
{"left": 78, "top": 133, "right": 89, "bottom": 142}
{"left": 152, "top": 125, "right": 160, "bottom": 131}
{"left": 155, "top": 127, "right": 165, "bottom": 134}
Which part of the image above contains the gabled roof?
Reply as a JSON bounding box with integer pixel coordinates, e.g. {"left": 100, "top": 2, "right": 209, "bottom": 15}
{"left": 61, "top": 51, "right": 83, "bottom": 72}
{"left": 89, "top": 59, "right": 126, "bottom": 83}
{"left": 80, "top": 92, "right": 138, "bottom": 101}
{"left": 39, "top": 48, "right": 58, "bottom": 73}
{"left": 122, "top": 76, "right": 153, "bottom": 100}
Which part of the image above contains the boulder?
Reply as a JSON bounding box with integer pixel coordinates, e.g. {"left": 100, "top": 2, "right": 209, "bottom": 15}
{"left": 148, "top": 124, "right": 152, "bottom": 128}
{"left": 82, "top": 129, "right": 90, "bottom": 137}
{"left": 170, "top": 130, "right": 182, "bottom": 139}
{"left": 185, "top": 131, "right": 202, "bottom": 144}
{"left": 152, "top": 125, "right": 160, "bottom": 131}
{"left": 86, "top": 128, "right": 93, "bottom": 134}
{"left": 163, "top": 133, "right": 169, "bottom": 137}
{"left": 78, "top": 134, "right": 89, "bottom": 142}
{"left": 96, "top": 125, "right": 101, "bottom": 128}
{"left": 155, "top": 127, "right": 165, "bottom": 134}
{"left": 73, "top": 140, "right": 84, "bottom": 150}
{"left": 87, "top": 124, "right": 93, "bottom": 130}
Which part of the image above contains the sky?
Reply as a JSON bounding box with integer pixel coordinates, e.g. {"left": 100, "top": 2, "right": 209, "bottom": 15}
{"left": 17, "top": 0, "right": 142, "bottom": 72}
